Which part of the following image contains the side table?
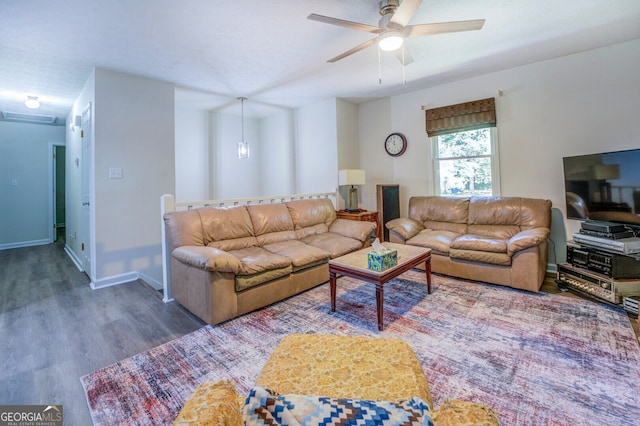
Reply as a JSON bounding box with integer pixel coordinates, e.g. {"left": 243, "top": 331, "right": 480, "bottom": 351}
{"left": 336, "top": 209, "right": 381, "bottom": 241}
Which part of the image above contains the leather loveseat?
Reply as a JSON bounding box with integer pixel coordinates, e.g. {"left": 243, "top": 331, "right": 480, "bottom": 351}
{"left": 163, "top": 198, "right": 376, "bottom": 325}
{"left": 385, "top": 196, "right": 552, "bottom": 292}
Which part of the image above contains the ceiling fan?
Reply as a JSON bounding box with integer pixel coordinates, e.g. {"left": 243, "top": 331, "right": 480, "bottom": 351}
{"left": 308, "top": 0, "right": 485, "bottom": 65}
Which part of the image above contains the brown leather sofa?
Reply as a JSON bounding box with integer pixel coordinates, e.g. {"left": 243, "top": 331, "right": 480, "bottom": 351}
{"left": 385, "top": 196, "right": 552, "bottom": 292}
{"left": 163, "top": 198, "right": 376, "bottom": 325}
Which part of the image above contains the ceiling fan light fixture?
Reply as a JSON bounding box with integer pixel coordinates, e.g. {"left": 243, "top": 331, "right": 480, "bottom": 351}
{"left": 378, "top": 33, "right": 403, "bottom": 51}
{"left": 25, "top": 96, "right": 40, "bottom": 109}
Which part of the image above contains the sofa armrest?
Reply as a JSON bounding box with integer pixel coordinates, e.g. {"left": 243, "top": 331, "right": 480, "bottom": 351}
{"left": 507, "top": 228, "right": 550, "bottom": 255}
{"left": 329, "top": 218, "right": 377, "bottom": 243}
{"left": 172, "top": 246, "right": 241, "bottom": 274}
{"left": 385, "top": 218, "right": 424, "bottom": 242}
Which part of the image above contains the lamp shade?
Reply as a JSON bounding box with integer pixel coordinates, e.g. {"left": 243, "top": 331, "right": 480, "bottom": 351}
{"left": 339, "top": 169, "right": 366, "bottom": 186}
{"left": 591, "top": 164, "right": 620, "bottom": 180}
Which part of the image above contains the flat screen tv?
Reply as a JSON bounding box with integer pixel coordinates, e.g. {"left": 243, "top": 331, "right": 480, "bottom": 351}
{"left": 563, "top": 148, "right": 640, "bottom": 227}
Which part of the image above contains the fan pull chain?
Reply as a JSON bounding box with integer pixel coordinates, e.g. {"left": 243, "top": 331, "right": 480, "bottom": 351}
{"left": 378, "top": 46, "right": 382, "bottom": 85}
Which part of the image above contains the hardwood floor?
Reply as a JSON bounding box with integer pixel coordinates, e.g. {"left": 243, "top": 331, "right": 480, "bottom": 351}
{"left": 0, "top": 241, "right": 205, "bottom": 425}
{"left": 1, "top": 242, "right": 637, "bottom": 424}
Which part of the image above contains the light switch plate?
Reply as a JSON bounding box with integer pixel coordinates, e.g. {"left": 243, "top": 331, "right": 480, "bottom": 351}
{"left": 109, "top": 167, "right": 123, "bottom": 179}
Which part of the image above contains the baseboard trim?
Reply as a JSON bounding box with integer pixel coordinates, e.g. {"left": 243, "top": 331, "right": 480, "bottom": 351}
{"left": 91, "top": 271, "right": 162, "bottom": 291}
{"left": 64, "top": 244, "right": 83, "bottom": 271}
{"left": 0, "top": 239, "right": 50, "bottom": 251}
{"left": 91, "top": 272, "right": 139, "bottom": 290}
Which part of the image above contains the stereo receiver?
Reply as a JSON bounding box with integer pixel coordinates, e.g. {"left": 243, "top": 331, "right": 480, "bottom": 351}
{"left": 566, "top": 245, "right": 640, "bottom": 279}
{"left": 557, "top": 263, "right": 640, "bottom": 304}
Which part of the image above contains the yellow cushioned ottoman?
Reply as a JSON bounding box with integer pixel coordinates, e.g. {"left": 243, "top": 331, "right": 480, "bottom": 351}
{"left": 173, "top": 380, "right": 243, "bottom": 425}
{"left": 255, "top": 333, "right": 433, "bottom": 408}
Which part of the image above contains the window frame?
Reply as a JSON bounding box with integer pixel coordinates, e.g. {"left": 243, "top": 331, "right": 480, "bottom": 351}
{"left": 430, "top": 127, "right": 501, "bottom": 197}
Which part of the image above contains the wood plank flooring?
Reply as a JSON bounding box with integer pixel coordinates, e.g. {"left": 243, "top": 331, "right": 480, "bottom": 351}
{"left": 0, "top": 241, "right": 205, "bottom": 425}
{"left": 1, "top": 242, "right": 638, "bottom": 425}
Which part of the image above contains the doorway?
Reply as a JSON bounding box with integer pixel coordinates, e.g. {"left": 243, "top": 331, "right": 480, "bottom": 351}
{"left": 50, "top": 143, "right": 66, "bottom": 244}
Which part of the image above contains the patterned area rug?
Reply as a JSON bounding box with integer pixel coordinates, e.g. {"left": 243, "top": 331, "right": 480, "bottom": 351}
{"left": 81, "top": 271, "right": 640, "bottom": 425}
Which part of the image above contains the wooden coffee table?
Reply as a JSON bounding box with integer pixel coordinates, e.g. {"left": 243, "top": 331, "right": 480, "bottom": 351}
{"left": 329, "top": 242, "right": 431, "bottom": 331}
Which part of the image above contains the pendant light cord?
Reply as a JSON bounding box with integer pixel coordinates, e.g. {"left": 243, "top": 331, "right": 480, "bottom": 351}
{"left": 241, "top": 97, "right": 245, "bottom": 143}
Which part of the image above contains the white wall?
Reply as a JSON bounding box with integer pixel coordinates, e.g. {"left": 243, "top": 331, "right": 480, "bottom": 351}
{"left": 260, "top": 110, "right": 295, "bottom": 196}
{"left": 175, "top": 98, "right": 347, "bottom": 201}
{"left": 294, "top": 98, "right": 339, "bottom": 195}
{"left": 213, "top": 111, "right": 261, "bottom": 199}
{"left": 336, "top": 99, "right": 360, "bottom": 210}
{"left": 90, "top": 69, "right": 175, "bottom": 288}
{"left": 174, "top": 105, "right": 210, "bottom": 201}
{"left": 0, "top": 121, "right": 65, "bottom": 248}
{"left": 358, "top": 38, "right": 640, "bottom": 264}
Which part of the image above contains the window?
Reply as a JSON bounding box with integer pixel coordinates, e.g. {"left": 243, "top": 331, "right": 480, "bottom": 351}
{"left": 431, "top": 127, "right": 500, "bottom": 196}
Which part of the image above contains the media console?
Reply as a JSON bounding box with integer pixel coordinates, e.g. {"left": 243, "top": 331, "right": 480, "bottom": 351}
{"left": 557, "top": 220, "right": 640, "bottom": 306}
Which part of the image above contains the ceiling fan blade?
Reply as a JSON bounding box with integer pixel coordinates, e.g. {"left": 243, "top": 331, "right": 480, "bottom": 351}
{"left": 389, "top": 0, "right": 423, "bottom": 28}
{"left": 405, "top": 19, "right": 485, "bottom": 37}
{"left": 307, "top": 13, "right": 382, "bottom": 33}
{"left": 395, "top": 46, "right": 414, "bottom": 65}
{"left": 327, "top": 38, "right": 379, "bottom": 63}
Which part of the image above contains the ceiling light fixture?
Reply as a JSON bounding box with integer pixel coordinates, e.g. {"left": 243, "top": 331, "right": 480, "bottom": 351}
{"left": 25, "top": 96, "right": 40, "bottom": 109}
{"left": 378, "top": 31, "right": 404, "bottom": 52}
{"left": 237, "top": 97, "right": 249, "bottom": 159}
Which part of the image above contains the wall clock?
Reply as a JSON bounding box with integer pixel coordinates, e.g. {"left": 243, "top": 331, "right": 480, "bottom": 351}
{"left": 384, "top": 132, "right": 407, "bottom": 157}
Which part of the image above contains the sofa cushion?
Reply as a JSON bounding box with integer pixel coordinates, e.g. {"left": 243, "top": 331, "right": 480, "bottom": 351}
{"left": 300, "top": 233, "right": 363, "bottom": 258}
{"left": 450, "top": 234, "right": 507, "bottom": 254}
{"left": 228, "top": 247, "right": 293, "bottom": 291}
{"left": 247, "top": 204, "right": 297, "bottom": 246}
{"left": 164, "top": 209, "right": 205, "bottom": 253}
{"left": 235, "top": 267, "right": 293, "bottom": 292}
{"left": 294, "top": 223, "right": 329, "bottom": 240}
{"left": 329, "top": 218, "right": 376, "bottom": 243}
{"left": 386, "top": 218, "right": 424, "bottom": 240}
{"left": 407, "top": 230, "right": 460, "bottom": 254}
{"left": 199, "top": 206, "right": 259, "bottom": 250}
{"left": 507, "top": 228, "right": 549, "bottom": 255}
{"left": 467, "top": 197, "right": 522, "bottom": 239}
{"left": 243, "top": 386, "right": 432, "bottom": 426}
{"left": 520, "top": 198, "right": 553, "bottom": 230}
{"left": 449, "top": 249, "right": 511, "bottom": 266}
{"left": 172, "top": 246, "right": 242, "bottom": 273}
{"left": 409, "top": 196, "right": 469, "bottom": 235}
{"left": 263, "top": 240, "right": 330, "bottom": 271}
{"left": 286, "top": 199, "right": 336, "bottom": 230}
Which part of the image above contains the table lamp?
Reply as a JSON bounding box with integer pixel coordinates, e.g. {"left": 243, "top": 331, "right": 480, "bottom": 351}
{"left": 339, "top": 169, "right": 366, "bottom": 212}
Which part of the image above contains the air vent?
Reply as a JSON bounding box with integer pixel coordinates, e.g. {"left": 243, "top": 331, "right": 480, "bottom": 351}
{"left": 1, "top": 111, "right": 57, "bottom": 124}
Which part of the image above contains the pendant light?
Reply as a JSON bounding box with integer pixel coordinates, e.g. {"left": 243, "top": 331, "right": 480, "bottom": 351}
{"left": 237, "top": 97, "right": 249, "bottom": 159}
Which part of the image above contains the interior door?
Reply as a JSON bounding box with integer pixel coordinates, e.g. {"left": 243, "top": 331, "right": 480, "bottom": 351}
{"left": 80, "top": 104, "right": 92, "bottom": 277}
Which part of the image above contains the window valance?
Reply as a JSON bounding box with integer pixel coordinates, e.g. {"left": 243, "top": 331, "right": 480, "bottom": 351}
{"left": 425, "top": 97, "right": 496, "bottom": 137}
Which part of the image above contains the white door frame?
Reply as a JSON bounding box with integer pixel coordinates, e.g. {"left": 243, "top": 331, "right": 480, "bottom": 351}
{"left": 80, "top": 103, "right": 95, "bottom": 281}
{"left": 48, "top": 141, "right": 66, "bottom": 243}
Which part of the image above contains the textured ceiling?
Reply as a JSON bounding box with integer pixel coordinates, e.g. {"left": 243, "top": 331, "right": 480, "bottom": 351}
{"left": 1, "top": 0, "right": 639, "bottom": 124}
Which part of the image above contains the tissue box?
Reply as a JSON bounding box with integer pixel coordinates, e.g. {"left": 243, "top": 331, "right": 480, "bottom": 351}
{"left": 367, "top": 249, "right": 398, "bottom": 272}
